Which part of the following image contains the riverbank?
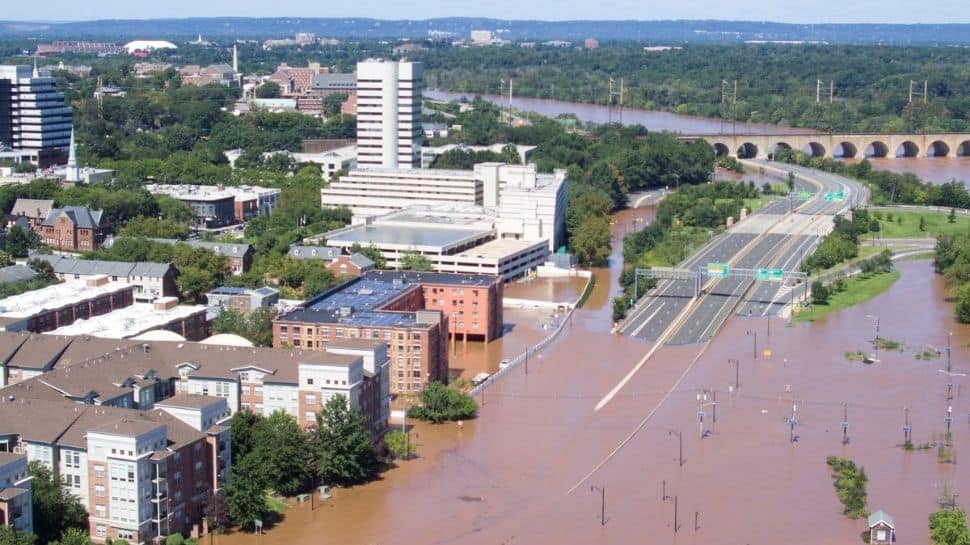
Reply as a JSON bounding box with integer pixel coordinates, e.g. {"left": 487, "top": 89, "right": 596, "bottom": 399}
{"left": 874, "top": 209, "right": 970, "bottom": 238}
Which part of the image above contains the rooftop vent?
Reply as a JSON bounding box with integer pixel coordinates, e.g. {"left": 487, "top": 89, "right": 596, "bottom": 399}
{"left": 339, "top": 306, "right": 353, "bottom": 317}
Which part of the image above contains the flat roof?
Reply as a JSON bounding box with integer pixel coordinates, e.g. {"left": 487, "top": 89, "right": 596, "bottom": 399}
{"left": 279, "top": 270, "right": 496, "bottom": 326}
{"left": 327, "top": 223, "right": 491, "bottom": 252}
{"left": 454, "top": 238, "right": 549, "bottom": 260}
{"left": 0, "top": 279, "right": 132, "bottom": 319}
{"left": 46, "top": 302, "right": 206, "bottom": 339}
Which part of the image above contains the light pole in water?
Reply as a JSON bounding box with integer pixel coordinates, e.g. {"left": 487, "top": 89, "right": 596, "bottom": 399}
{"left": 729, "top": 359, "right": 740, "bottom": 391}
{"left": 668, "top": 430, "right": 684, "bottom": 467}
{"left": 747, "top": 330, "right": 758, "bottom": 360}
{"left": 590, "top": 485, "right": 606, "bottom": 526}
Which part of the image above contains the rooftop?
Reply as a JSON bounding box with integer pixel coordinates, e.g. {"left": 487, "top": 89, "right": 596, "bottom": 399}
{"left": 326, "top": 223, "right": 492, "bottom": 252}
{"left": 46, "top": 302, "right": 206, "bottom": 339}
{"left": 0, "top": 264, "right": 38, "bottom": 284}
{"left": 454, "top": 238, "right": 549, "bottom": 260}
{"left": 0, "top": 279, "right": 132, "bottom": 319}
{"left": 278, "top": 269, "right": 497, "bottom": 327}
{"left": 155, "top": 393, "right": 226, "bottom": 411}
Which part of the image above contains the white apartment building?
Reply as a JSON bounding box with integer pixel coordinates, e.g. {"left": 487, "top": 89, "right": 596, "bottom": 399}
{"left": 356, "top": 59, "right": 422, "bottom": 169}
{"left": 321, "top": 167, "right": 483, "bottom": 218}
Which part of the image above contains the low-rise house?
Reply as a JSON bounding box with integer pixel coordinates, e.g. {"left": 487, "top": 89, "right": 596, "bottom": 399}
{"left": 327, "top": 253, "right": 375, "bottom": 277}
{"left": 9, "top": 199, "right": 53, "bottom": 229}
{"left": 206, "top": 286, "right": 279, "bottom": 315}
{"left": 289, "top": 245, "right": 342, "bottom": 261}
{"left": 30, "top": 256, "right": 178, "bottom": 302}
{"left": 150, "top": 240, "right": 253, "bottom": 276}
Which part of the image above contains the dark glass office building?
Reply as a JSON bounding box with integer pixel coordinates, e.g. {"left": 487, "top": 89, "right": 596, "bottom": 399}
{"left": 0, "top": 65, "right": 72, "bottom": 168}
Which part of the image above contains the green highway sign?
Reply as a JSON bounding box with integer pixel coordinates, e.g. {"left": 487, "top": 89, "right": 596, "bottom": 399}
{"left": 756, "top": 268, "right": 786, "bottom": 282}
{"left": 707, "top": 263, "right": 729, "bottom": 278}
{"left": 798, "top": 191, "right": 812, "bottom": 200}
{"left": 824, "top": 191, "right": 845, "bottom": 202}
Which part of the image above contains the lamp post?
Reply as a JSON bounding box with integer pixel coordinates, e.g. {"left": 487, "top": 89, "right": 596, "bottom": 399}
{"left": 729, "top": 358, "right": 740, "bottom": 390}
{"left": 590, "top": 485, "right": 606, "bottom": 526}
{"left": 668, "top": 430, "right": 684, "bottom": 466}
{"left": 696, "top": 389, "right": 716, "bottom": 438}
{"left": 747, "top": 330, "right": 758, "bottom": 360}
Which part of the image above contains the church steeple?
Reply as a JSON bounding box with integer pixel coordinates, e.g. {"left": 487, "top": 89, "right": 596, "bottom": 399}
{"left": 32, "top": 57, "right": 39, "bottom": 78}
{"left": 66, "top": 128, "right": 81, "bottom": 183}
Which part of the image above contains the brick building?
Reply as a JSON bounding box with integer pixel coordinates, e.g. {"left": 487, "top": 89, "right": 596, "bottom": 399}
{"left": 36, "top": 205, "right": 111, "bottom": 252}
{"left": 0, "top": 276, "right": 134, "bottom": 334}
{"left": 272, "top": 270, "right": 503, "bottom": 394}
{"left": 327, "top": 254, "right": 375, "bottom": 277}
{"left": 9, "top": 199, "right": 52, "bottom": 228}
{"left": 0, "top": 453, "right": 32, "bottom": 533}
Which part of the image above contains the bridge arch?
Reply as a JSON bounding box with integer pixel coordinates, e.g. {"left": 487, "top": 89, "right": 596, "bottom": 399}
{"left": 803, "top": 141, "right": 827, "bottom": 158}
{"left": 958, "top": 140, "right": 970, "bottom": 157}
{"left": 737, "top": 142, "right": 759, "bottom": 159}
{"left": 865, "top": 141, "right": 890, "bottom": 158}
{"left": 896, "top": 141, "right": 920, "bottom": 158}
{"left": 834, "top": 142, "right": 858, "bottom": 158}
{"left": 928, "top": 140, "right": 951, "bottom": 158}
{"left": 768, "top": 142, "right": 792, "bottom": 159}
{"left": 713, "top": 142, "right": 730, "bottom": 157}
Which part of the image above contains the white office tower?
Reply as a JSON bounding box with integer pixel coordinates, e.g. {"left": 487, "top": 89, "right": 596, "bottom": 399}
{"left": 356, "top": 59, "right": 422, "bottom": 169}
{"left": 0, "top": 65, "right": 73, "bottom": 167}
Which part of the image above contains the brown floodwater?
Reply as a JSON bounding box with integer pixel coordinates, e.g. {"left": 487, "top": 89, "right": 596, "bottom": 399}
{"left": 218, "top": 206, "right": 967, "bottom": 545}
{"left": 843, "top": 157, "right": 970, "bottom": 185}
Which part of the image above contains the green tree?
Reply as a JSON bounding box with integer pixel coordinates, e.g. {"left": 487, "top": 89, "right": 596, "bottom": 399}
{"left": 384, "top": 430, "right": 415, "bottom": 459}
{"left": 407, "top": 381, "right": 478, "bottom": 423}
{"left": 400, "top": 251, "right": 433, "bottom": 272}
{"left": 252, "top": 410, "right": 312, "bottom": 497}
{"left": 4, "top": 225, "right": 40, "bottom": 258}
{"left": 202, "top": 489, "right": 231, "bottom": 533}
{"left": 26, "top": 258, "right": 55, "bottom": 282}
{"left": 121, "top": 216, "right": 190, "bottom": 239}
{"left": 921, "top": 216, "right": 927, "bottom": 231}
{"left": 950, "top": 208, "right": 958, "bottom": 224}
{"left": 612, "top": 296, "right": 630, "bottom": 322}
{"left": 0, "top": 527, "right": 35, "bottom": 545}
{"left": 49, "top": 528, "right": 92, "bottom": 545}
{"left": 230, "top": 410, "right": 264, "bottom": 463}
{"left": 314, "top": 395, "right": 380, "bottom": 487}
{"left": 255, "top": 82, "right": 282, "bottom": 99}
{"left": 224, "top": 455, "right": 267, "bottom": 531}
{"left": 811, "top": 281, "right": 830, "bottom": 305}
{"left": 929, "top": 508, "right": 970, "bottom": 545}
{"left": 27, "top": 461, "right": 88, "bottom": 545}
{"left": 571, "top": 216, "right": 611, "bottom": 266}
{"left": 0, "top": 250, "right": 11, "bottom": 267}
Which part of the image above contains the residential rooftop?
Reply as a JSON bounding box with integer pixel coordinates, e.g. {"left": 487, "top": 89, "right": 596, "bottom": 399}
{"left": 46, "top": 300, "right": 205, "bottom": 339}
{"left": 0, "top": 278, "right": 131, "bottom": 319}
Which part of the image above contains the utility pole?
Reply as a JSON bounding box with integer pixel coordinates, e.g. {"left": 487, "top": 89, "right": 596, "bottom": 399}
{"left": 508, "top": 78, "right": 513, "bottom": 127}
{"left": 946, "top": 405, "right": 954, "bottom": 440}
{"left": 747, "top": 330, "right": 758, "bottom": 360}
{"left": 673, "top": 495, "right": 680, "bottom": 533}
{"left": 732, "top": 79, "right": 738, "bottom": 138}
{"left": 662, "top": 479, "right": 668, "bottom": 501}
{"left": 694, "top": 511, "right": 700, "bottom": 532}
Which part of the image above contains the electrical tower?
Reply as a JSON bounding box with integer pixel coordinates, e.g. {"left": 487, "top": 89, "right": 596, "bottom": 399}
{"left": 608, "top": 77, "right": 624, "bottom": 124}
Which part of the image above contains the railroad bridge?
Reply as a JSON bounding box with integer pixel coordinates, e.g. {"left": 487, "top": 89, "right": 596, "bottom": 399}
{"left": 678, "top": 133, "right": 970, "bottom": 160}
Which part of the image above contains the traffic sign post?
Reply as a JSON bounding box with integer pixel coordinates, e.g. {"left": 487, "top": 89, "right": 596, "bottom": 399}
{"left": 707, "top": 263, "right": 729, "bottom": 278}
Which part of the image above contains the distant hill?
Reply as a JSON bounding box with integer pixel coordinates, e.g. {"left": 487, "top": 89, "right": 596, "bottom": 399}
{"left": 2, "top": 18, "right": 970, "bottom": 45}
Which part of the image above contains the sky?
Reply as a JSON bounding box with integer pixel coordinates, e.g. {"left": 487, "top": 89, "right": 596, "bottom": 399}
{"left": 5, "top": 0, "right": 970, "bottom": 24}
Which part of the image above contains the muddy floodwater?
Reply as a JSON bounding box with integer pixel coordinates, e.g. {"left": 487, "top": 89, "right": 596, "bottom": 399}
{"left": 219, "top": 205, "right": 967, "bottom": 545}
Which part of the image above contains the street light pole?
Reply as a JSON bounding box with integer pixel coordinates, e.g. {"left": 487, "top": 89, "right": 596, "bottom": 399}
{"left": 590, "top": 486, "right": 606, "bottom": 526}
{"left": 729, "top": 359, "right": 739, "bottom": 390}
{"left": 747, "top": 330, "right": 758, "bottom": 360}
{"left": 668, "top": 430, "right": 684, "bottom": 466}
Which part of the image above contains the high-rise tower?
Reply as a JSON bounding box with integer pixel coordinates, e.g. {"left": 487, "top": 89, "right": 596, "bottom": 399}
{"left": 355, "top": 59, "right": 422, "bottom": 169}
{"left": 0, "top": 65, "right": 73, "bottom": 168}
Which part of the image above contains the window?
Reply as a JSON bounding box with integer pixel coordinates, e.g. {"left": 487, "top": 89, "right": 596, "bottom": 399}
{"left": 876, "top": 530, "right": 886, "bottom": 541}
{"left": 95, "top": 505, "right": 106, "bottom": 518}
{"left": 94, "top": 465, "right": 105, "bottom": 477}
{"left": 305, "top": 412, "right": 316, "bottom": 423}
{"left": 95, "top": 525, "right": 106, "bottom": 538}
{"left": 304, "top": 395, "right": 316, "bottom": 405}
{"left": 94, "top": 484, "right": 106, "bottom": 497}
{"left": 306, "top": 378, "right": 314, "bottom": 385}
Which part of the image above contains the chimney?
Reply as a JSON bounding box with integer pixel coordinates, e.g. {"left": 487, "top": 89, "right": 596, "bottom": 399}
{"left": 86, "top": 275, "right": 109, "bottom": 287}
{"left": 153, "top": 297, "right": 179, "bottom": 311}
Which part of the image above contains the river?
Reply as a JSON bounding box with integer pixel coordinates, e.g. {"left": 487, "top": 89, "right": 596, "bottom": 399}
{"left": 426, "top": 90, "right": 970, "bottom": 185}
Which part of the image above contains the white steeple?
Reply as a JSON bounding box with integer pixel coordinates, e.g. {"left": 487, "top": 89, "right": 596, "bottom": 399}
{"left": 66, "top": 128, "right": 81, "bottom": 183}
{"left": 32, "top": 58, "right": 39, "bottom": 78}
{"left": 232, "top": 44, "right": 239, "bottom": 74}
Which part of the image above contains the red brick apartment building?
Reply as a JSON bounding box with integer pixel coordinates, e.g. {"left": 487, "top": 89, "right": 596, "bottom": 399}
{"left": 272, "top": 271, "right": 503, "bottom": 394}
{"left": 0, "top": 276, "right": 134, "bottom": 334}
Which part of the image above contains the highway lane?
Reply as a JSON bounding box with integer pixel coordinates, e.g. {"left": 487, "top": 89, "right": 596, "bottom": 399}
{"left": 622, "top": 161, "right": 868, "bottom": 344}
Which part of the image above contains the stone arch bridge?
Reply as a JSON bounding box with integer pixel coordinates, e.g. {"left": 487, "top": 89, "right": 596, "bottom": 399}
{"left": 678, "top": 133, "right": 970, "bottom": 160}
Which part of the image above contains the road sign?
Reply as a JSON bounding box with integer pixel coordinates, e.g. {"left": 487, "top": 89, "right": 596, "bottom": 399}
{"left": 707, "top": 263, "right": 729, "bottom": 278}
{"left": 798, "top": 191, "right": 811, "bottom": 200}
{"left": 756, "top": 268, "right": 786, "bottom": 282}
{"left": 823, "top": 192, "right": 833, "bottom": 202}
{"left": 834, "top": 191, "right": 845, "bottom": 201}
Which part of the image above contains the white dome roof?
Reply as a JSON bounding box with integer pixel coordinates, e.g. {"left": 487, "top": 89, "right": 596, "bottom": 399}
{"left": 201, "top": 333, "right": 254, "bottom": 347}
{"left": 124, "top": 40, "right": 178, "bottom": 53}
{"left": 131, "top": 330, "right": 187, "bottom": 342}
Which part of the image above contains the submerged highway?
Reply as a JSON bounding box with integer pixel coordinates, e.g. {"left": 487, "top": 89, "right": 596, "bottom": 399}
{"left": 620, "top": 160, "right": 868, "bottom": 345}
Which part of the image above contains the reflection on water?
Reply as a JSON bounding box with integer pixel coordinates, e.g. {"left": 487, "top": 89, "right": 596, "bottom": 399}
{"left": 843, "top": 157, "right": 970, "bottom": 185}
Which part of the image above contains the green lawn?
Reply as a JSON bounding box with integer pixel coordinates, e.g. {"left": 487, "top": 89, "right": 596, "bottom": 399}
{"left": 900, "top": 251, "right": 935, "bottom": 261}
{"left": 796, "top": 271, "right": 901, "bottom": 322}
{"left": 875, "top": 210, "right": 970, "bottom": 238}
{"left": 265, "top": 493, "right": 289, "bottom": 514}
{"left": 812, "top": 245, "right": 884, "bottom": 277}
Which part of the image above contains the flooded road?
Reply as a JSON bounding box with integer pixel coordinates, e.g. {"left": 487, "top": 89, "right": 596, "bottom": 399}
{"left": 218, "top": 198, "right": 967, "bottom": 544}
